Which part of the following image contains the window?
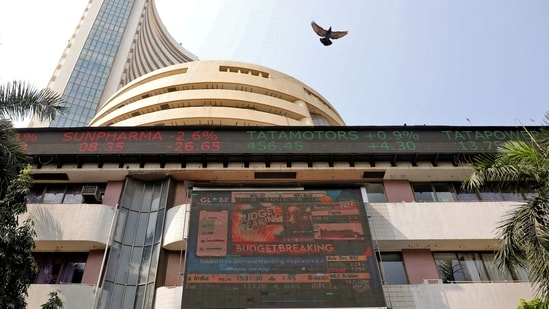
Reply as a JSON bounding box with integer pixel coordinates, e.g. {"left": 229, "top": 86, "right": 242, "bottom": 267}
{"left": 455, "top": 184, "right": 479, "bottom": 201}
{"left": 364, "top": 183, "right": 387, "bottom": 202}
{"left": 478, "top": 187, "right": 525, "bottom": 201}
{"left": 412, "top": 182, "right": 529, "bottom": 202}
{"left": 378, "top": 253, "right": 408, "bottom": 284}
{"left": 311, "top": 113, "right": 331, "bottom": 126}
{"left": 27, "top": 183, "right": 106, "bottom": 204}
{"left": 412, "top": 183, "right": 457, "bottom": 202}
{"left": 33, "top": 252, "right": 87, "bottom": 284}
{"left": 433, "top": 252, "right": 529, "bottom": 283}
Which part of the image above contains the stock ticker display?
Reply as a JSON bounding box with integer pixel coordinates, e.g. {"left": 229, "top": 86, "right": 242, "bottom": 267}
{"left": 182, "top": 189, "right": 386, "bottom": 308}
{"left": 16, "top": 126, "right": 539, "bottom": 155}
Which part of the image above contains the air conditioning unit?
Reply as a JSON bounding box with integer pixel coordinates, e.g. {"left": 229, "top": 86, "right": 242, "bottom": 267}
{"left": 81, "top": 185, "right": 102, "bottom": 203}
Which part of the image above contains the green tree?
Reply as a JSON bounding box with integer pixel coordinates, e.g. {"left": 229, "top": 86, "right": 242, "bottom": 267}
{"left": 0, "top": 166, "right": 38, "bottom": 309}
{"left": 0, "top": 81, "right": 63, "bottom": 308}
{"left": 517, "top": 298, "right": 549, "bottom": 309}
{"left": 0, "top": 80, "right": 64, "bottom": 123}
{"left": 465, "top": 113, "right": 549, "bottom": 303}
{"left": 41, "top": 291, "right": 64, "bottom": 309}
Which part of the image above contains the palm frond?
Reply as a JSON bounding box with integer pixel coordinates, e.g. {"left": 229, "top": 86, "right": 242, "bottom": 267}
{"left": 0, "top": 80, "right": 65, "bottom": 122}
{"left": 0, "top": 120, "right": 29, "bottom": 198}
{"left": 466, "top": 136, "right": 548, "bottom": 193}
{"left": 496, "top": 196, "right": 549, "bottom": 300}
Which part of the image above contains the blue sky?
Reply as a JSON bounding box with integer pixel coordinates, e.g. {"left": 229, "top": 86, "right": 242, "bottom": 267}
{"left": 1, "top": 0, "right": 548, "bottom": 126}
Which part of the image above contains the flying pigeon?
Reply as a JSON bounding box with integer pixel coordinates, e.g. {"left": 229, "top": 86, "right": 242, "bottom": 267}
{"left": 311, "top": 21, "right": 348, "bottom": 46}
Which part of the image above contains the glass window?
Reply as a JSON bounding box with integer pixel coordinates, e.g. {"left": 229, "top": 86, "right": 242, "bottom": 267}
{"left": 59, "top": 262, "right": 85, "bottom": 283}
{"left": 412, "top": 183, "right": 436, "bottom": 202}
{"left": 456, "top": 252, "right": 490, "bottom": 281}
{"left": 379, "top": 253, "right": 408, "bottom": 284}
{"left": 501, "top": 192, "right": 524, "bottom": 201}
{"left": 412, "top": 183, "right": 457, "bottom": 202}
{"left": 478, "top": 188, "right": 504, "bottom": 201}
{"left": 434, "top": 183, "right": 456, "bottom": 202}
{"left": 63, "top": 184, "right": 83, "bottom": 204}
{"left": 33, "top": 252, "right": 87, "bottom": 284}
{"left": 27, "top": 183, "right": 105, "bottom": 204}
{"left": 364, "top": 183, "right": 387, "bottom": 202}
{"left": 311, "top": 113, "right": 331, "bottom": 126}
{"left": 27, "top": 185, "right": 45, "bottom": 203}
{"left": 433, "top": 252, "right": 530, "bottom": 283}
{"left": 454, "top": 184, "right": 479, "bottom": 201}
{"left": 42, "top": 187, "right": 65, "bottom": 204}
{"left": 434, "top": 253, "right": 466, "bottom": 283}
{"left": 480, "top": 253, "right": 513, "bottom": 281}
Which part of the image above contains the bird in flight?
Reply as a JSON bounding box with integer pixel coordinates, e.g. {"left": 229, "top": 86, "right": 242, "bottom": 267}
{"left": 311, "top": 21, "right": 348, "bottom": 46}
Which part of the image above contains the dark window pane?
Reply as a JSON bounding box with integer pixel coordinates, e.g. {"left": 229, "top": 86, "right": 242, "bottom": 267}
{"left": 379, "top": 253, "right": 408, "bottom": 284}
{"left": 139, "top": 245, "right": 153, "bottom": 283}
{"left": 455, "top": 184, "right": 479, "bottom": 201}
{"left": 115, "top": 245, "right": 132, "bottom": 283}
{"left": 33, "top": 252, "right": 87, "bottom": 284}
{"left": 412, "top": 184, "right": 435, "bottom": 202}
{"left": 43, "top": 187, "right": 65, "bottom": 204}
{"left": 105, "top": 242, "right": 120, "bottom": 282}
{"left": 480, "top": 253, "right": 513, "bottom": 281}
{"left": 141, "top": 188, "right": 153, "bottom": 212}
{"left": 123, "top": 211, "right": 138, "bottom": 244}
{"left": 433, "top": 183, "right": 456, "bottom": 202}
{"left": 27, "top": 185, "right": 45, "bottom": 203}
{"left": 145, "top": 282, "right": 155, "bottom": 308}
{"left": 122, "top": 285, "right": 136, "bottom": 308}
{"left": 110, "top": 284, "right": 124, "bottom": 309}
{"left": 99, "top": 281, "right": 113, "bottom": 308}
{"left": 127, "top": 247, "right": 143, "bottom": 284}
{"left": 130, "top": 185, "right": 144, "bottom": 211}
{"left": 456, "top": 253, "right": 490, "bottom": 282}
{"left": 479, "top": 191, "right": 504, "bottom": 201}
{"left": 134, "top": 213, "right": 149, "bottom": 246}
{"left": 113, "top": 209, "right": 128, "bottom": 243}
{"left": 365, "top": 183, "right": 387, "bottom": 202}
{"left": 63, "top": 185, "right": 83, "bottom": 203}
{"left": 145, "top": 212, "right": 157, "bottom": 245}
{"left": 59, "top": 262, "right": 85, "bottom": 283}
{"left": 501, "top": 192, "right": 523, "bottom": 201}
{"left": 135, "top": 285, "right": 145, "bottom": 308}
{"left": 154, "top": 209, "right": 165, "bottom": 243}
{"left": 434, "top": 253, "right": 466, "bottom": 283}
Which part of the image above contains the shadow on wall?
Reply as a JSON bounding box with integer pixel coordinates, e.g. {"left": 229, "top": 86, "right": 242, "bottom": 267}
{"left": 28, "top": 205, "right": 63, "bottom": 241}
{"left": 365, "top": 202, "right": 456, "bottom": 308}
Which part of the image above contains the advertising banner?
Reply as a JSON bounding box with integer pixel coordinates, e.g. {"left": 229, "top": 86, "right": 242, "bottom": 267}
{"left": 182, "top": 189, "right": 386, "bottom": 308}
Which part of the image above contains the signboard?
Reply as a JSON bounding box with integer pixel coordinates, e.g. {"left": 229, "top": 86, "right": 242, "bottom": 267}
{"left": 15, "top": 126, "right": 539, "bottom": 155}
{"left": 182, "top": 189, "right": 386, "bottom": 308}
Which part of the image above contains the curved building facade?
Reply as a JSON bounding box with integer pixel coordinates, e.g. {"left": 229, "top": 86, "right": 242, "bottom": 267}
{"left": 29, "top": 0, "right": 197, "bottom": 128}
{"left": 89, "top": 60, "right": 346, "bottom": 127}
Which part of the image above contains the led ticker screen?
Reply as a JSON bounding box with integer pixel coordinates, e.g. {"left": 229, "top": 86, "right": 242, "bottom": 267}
{"left": 182, "top": 189, "right": 386, "bottom": 308}
{"left": 15, "top": 126, "right": 539, "bottom": 155}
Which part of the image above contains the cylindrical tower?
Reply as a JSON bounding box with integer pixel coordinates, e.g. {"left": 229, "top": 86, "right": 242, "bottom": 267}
{"left": 89, "top": 60, "right": 346, "bottom": 127}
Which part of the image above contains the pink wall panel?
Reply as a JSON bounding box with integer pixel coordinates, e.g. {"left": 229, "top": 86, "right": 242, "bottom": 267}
{"left": 384, "top": 180, "right": 415, "bottom": 202}
{"left": 402, "top": 249, "right": 440, "bottom": 284}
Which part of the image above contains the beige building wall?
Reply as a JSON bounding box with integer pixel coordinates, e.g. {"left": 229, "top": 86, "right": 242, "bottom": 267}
{"left": 89, "top": 60, "right": 346, "bottom": 127}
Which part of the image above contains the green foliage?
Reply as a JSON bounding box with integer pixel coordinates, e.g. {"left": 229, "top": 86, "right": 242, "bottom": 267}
{"left": 0, "top": 80, "right": 64, "bottom": 122}
{"left": 0, "top": 81, "right": 64, "bottom": 308}
{"left": 465, "top": 112, "right": 549, "bottom": 304}
{"left": 0, "top": 120, "right": 29, "bottom": 197}
{"left": 41, "top": 291, "right": 64, "bottom": 309}
{"left": 517, "top": 298, "right": 549, "bottom": 309}
{"left": 0, "top": 167, "right": 38, "bottom": 309}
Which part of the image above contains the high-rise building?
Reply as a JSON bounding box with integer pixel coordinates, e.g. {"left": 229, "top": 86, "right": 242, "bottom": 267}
{"left": 28, "top": 0, "right": 197, "bottom": 128}
{"left": 14, "top": 0, "right": 540, "bottom": 308}
{"left": 18, "top": 121, "right": 539, "bottom": 308}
